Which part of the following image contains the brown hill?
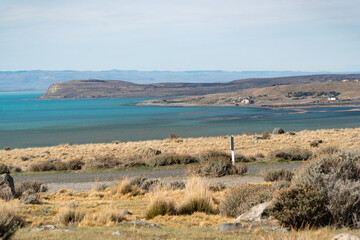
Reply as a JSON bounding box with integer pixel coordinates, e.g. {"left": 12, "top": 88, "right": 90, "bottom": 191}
{"left": 146, "top": 81, "right": 360, "bottom": 107}
{"left": 39, "top": 74, "right": 360, "bottom": 99}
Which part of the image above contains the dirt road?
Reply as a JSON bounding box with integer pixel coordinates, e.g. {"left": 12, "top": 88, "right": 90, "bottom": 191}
{"left": 13, "top": 162, "right": 302, "bottom": 192}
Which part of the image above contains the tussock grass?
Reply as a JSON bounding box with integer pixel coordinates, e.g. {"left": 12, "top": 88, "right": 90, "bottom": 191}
{"left": 0, "top": 202, "right": 23, "bottom": 240}
{"left": 58, "top": 207, "right": 85, "bottom": 226}
{"left": 111, "top": 178, "right": 142, "bottom": 196}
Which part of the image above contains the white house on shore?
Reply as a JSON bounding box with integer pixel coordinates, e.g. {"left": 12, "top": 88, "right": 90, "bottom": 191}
{"left": 328, "top": 97, "right": 338, "bottom": 101}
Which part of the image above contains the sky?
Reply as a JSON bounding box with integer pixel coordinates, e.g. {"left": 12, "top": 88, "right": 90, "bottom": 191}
{"left": 0, "top": 0, "right": 359, "bottom": 72}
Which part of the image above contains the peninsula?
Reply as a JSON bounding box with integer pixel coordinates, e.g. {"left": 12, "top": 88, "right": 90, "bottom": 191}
{"left": 38, "top": 74, "right": 360, "bottom": 100}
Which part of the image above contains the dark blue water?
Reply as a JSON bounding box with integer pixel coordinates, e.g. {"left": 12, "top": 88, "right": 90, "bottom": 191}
{"left": 1, "top": 92, "right": 359, "bottom": 148}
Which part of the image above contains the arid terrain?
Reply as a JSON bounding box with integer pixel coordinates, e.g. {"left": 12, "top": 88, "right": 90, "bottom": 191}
{"left": 38, "top": 74, "right": 360, "bottom": 99}
{"left": 1, "top": 128, "right": 360, "bottom": 239}
{"left": 2, "top": 128, "right": 360, "bottom": 171}
{"left": 143, "top": 81, "right": 360, "bottom": 108}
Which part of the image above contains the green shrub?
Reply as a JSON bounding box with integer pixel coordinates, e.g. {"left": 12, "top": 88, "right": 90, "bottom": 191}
{"left": 146, "top": 154, "right": 197, "bottom": 167}
{"left": 270, "top": 148, "right": 312, "bottom": 162}
{"left": 267, "top": 185, "right": 330, "bottom": 229}
{"left": 264, "top": 169, "right": 294, "bottom": 182}
{"left": 145, "top": 199, "right": 176, "bottom": 219}
{"left": 293, "top": 151, "right": 360, "bottom": 227}
{"left": 219, "top": 184, "right": 273, "bottom": 217}
{"left": 262, "top": 130, "right": 271, "bottom": 139}
{"left": 186, "top": 157, "right": 247, "bottom": 177}
{"left": 16, "top": 180, "right": 48, "bottom": 195}
{"left": 199, "top": 151, "right": 251, "bottom": 163}
{"left": 0, "top": 164, "right": 10, "bottom": 174}
{"left": 20, "top": 193, "right": 41, "bottom": 204}
{"left": 66, "top": 159, "right": 84, "bottom": 170}
{"left": 129, "top": 176, "right": 148, "bottom": 188}
{"left": 0, "top": 205, "right": 23, "bottom": 240}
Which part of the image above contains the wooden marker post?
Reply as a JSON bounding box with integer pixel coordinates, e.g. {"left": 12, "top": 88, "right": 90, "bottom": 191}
{"left": 230, "top": 135, "right": 235, "bottom": 166}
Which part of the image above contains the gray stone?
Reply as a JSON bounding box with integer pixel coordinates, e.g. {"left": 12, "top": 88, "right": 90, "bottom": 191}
{"left": 272, "top": 128, "right": 285, "bottom": 134}
{"left": 0, "top": 173, "right": 16, "bottom": 198}
{"left": 235, "top": 201, "right": 272, "bottom": 222}
{"left": 331, "top": 234, "right": 360, "bottom": 240}
{"left": 120, "top": 210, "right": 132, "bottom": 215}
{"left": 42, "top": 225, "right": 56, "bottom": 229}
{"left": 112, "top": 231, "right": 121, "bottom": 236}
{"left": 263, "top": 226, "right": 288, "bottom": 233}
{"left": 127, "top": 220, "right": 161, "bottom": 228}
{"left": 31, "top": 228, "right": 45, "bottom": 232}
{"left": 220, "top": 223, "right": 242, "bottom": 231}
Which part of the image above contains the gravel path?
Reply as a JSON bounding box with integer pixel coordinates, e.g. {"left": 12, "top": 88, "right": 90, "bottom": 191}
{"left": 13, "top": 162, "right": 303, "bottom": 192}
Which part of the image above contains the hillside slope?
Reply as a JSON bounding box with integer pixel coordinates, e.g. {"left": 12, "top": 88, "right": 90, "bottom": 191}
{"left": 145, "top": 81, "right": 360, "bottom": 107}
{"left": 39, "top": 74, "right": 360, "bottom": 99}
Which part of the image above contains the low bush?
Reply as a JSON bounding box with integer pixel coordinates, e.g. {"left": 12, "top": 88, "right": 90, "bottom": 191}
{"left": 267, "top": 185, "right": 330, "bottom": 229}
{"left": 168, "top": 180, "right": 186, "bottom": 190}
{"left": 66, "top": 159, "right": 84, "bottom": 170}
{"left": 264, "top": 169, "right": 294, "bottom": 182}
{"left": 208, "top": 183, "right": 226, "bottom": 192}
{"left": 129, "top": 176, "right": 148, "bottom": 188}
{"left": 145, "top": 198, "right": 176, "bottom": 219}
{"left": 146, "top": 154, "right": 198, "bottom": 167}
{"left": 199, "top": 151, "right": 252, "bottom": 163}
{"left": 292, "top": 151, "right": 360, "bottom": 228}
{"left": 16, "top": 180, "right": 48, "bottom": 195}
{"left": 84, "top": 156, "right": 121, "bottom": 169}
{"left": 219, "top": 184, "right": 273, "bottom": 218}
{"left": 0, "top": 164, "right": 10, "bottom": 174}
{"left": 186, "top": 157, "right": 247, "bottom": 177}
{"left": 58, "top": 208, "right": 85, "bottom": 226}
{"left": 140, "top": 179, "right": 163, "bottom": 192}
{"left": 270, "top": 148, "right": 312, "bottom": 162}
{"left": 94, "top": 183, "right": 109, "bottom": 192}
{"left": 20, "top": 193, "right": 41, "bottom": 204}
{"left": 0, "top": 204, "right": 23, "bottom": 240}
{"left": 262, "top": 130, "right": 271, "bottom": 139}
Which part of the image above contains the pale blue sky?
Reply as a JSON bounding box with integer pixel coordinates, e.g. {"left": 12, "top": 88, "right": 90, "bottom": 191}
{"left": 0, "top": 0, "right": 359, "bottom": 71}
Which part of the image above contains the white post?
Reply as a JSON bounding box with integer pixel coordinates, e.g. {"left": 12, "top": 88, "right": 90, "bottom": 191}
{"left": 230, "top": 135, "right": 235, "bottom": 166}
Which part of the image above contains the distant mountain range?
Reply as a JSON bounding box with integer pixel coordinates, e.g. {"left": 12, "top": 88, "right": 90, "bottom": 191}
{"left": 0, "top": 70, "right": 353, "bottom": 91}
{"left": 39, "top": 74, "right": 360, "bottom": 99}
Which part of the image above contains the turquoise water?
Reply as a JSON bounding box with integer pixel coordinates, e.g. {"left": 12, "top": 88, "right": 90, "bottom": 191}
{"left": 1, "top": 92, "right": 360, "bottom": 148}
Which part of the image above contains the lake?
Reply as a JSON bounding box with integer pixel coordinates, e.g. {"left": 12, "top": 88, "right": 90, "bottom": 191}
{"left": 1, "top": 92, "right": 359, "bottom": 148}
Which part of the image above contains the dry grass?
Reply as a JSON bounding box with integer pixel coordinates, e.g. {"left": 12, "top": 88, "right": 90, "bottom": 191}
{"left": 2, "top": 128, "right": 360, "bottom": 171}
{"left": 111, "top": 178, "right": 142, "bottom": 196}
{"left": 0, "top": 201, "right": 23, "bottom": 240}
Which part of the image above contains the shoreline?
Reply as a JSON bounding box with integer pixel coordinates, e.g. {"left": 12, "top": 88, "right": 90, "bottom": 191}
{"left": 138, "top": 100, "right": 360, "bottom": 109}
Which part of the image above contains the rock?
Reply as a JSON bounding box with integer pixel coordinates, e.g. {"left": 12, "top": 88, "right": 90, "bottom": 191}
{"left": 263, "top": 226, "right": 288, "bottom": 233}
{"left": 287, "top": 132, "right": 296, "bottom": 135}
{"left": 272, "top": 128, "right": 285, "bottom": 134}
{"left": 252, "top": 136, "right": 263, "bottom": 141}
{"left": 220, "top": 223, "right": 242, "bottom": 231}
{"left": 112, "top": 231, "right": 121, "bottom": 235}
{"left": 235, "top": 201, "right": 272, "bottom": 222}
{"left": 127, "top": 220, "right": 161, "bottom": 228}
{"left": 331, "top": 234, "right": 360, "bottom": 240}
{"left": 42, "top": 225, "right": 56, "bottom": 229}
{"left": 3, "top": 146, "right": 11, "bottom": 151}
{"left": 31, "top": 228, "right": 45, "bottom": 232}
{"left": 310, "top": 140, "right": 323, "bottom": 147}
{"left": 120, "top": 210, "right": 132, "bottom": 215}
